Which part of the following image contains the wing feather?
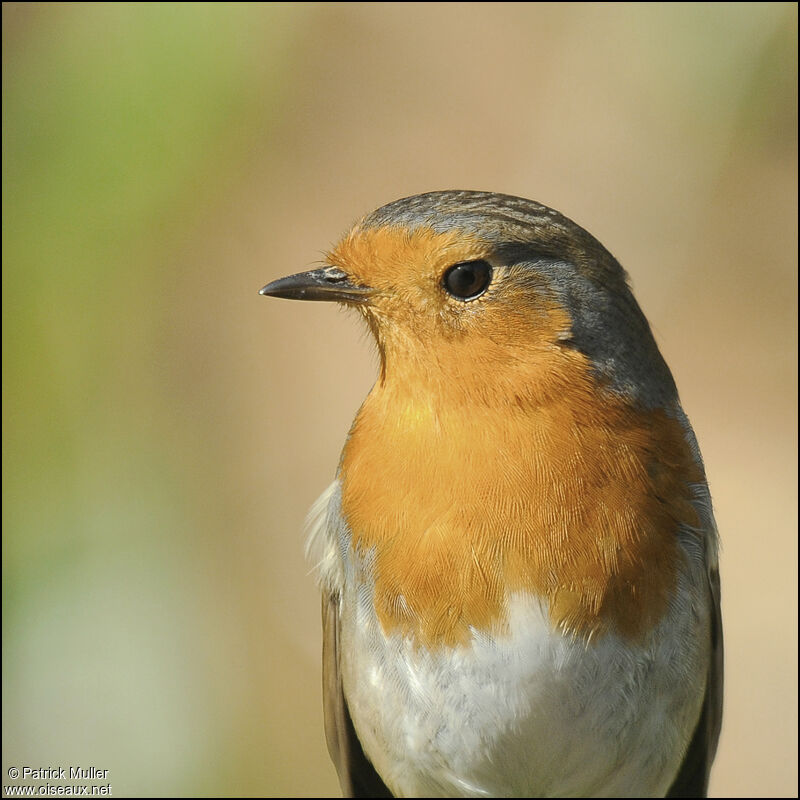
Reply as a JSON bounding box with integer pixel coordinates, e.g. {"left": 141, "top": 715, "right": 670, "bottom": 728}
{"left": 666, "top": 564, "right": 724, "bottom": 798}
{"left": 322, "top": 591, "right": 393, "bottom": 798}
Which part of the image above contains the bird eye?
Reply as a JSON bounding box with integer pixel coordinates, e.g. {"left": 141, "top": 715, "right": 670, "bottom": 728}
{"left": 442, "top": 260, "right": 492, "bottom": 301}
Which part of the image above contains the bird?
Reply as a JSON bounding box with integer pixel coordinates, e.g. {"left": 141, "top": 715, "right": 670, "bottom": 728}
{"left": 259, "top": 191, "right": 723, "bottom": 798}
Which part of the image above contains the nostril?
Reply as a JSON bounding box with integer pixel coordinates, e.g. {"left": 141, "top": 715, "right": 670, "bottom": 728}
{"left": 323, "top": 268, "right": 349, "bottom": 284}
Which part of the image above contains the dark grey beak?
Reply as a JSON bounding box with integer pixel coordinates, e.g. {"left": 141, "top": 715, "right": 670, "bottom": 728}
{"left": 259, "top": 267, "right": 373, "bottom": 304}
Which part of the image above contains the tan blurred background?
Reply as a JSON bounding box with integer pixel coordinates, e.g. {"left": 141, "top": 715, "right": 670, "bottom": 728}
{"left": 2, "top": 3, "right": 797, "bottom": 797}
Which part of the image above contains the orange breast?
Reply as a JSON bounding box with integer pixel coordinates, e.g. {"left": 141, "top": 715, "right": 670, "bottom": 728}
{"left": 339, "top": 345, "right": 702, "bottom": 650}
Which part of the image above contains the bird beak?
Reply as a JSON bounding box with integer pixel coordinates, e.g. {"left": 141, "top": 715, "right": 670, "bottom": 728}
{"left": 259, "top": 267, "right": 373, "bottom": 304}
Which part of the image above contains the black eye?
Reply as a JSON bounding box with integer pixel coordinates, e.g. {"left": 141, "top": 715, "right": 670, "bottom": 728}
{"left": 442, "top": 260, "right": 492, "bottom": 300}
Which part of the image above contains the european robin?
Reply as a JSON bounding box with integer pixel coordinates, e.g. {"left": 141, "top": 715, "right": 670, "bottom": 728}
{"left": 260, "top": 191, "right": 723, "bottom": 798}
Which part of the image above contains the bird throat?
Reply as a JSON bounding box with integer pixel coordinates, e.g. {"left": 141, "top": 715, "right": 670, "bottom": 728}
{"left": 338, "top": 339, "right": 703, "bottom": 650}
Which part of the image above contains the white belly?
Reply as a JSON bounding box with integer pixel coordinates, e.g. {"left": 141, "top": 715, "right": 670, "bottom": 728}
{"left": 339, "top": 582, "right": 708, "bottom": 798}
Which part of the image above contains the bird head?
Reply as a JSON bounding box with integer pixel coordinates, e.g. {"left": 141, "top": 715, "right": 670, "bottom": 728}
{"left": 261, "top": 191, "right": 676, "bottom": 410}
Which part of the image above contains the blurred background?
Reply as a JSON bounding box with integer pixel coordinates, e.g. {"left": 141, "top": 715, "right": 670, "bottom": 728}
{"left": 2, "top": 3, "right": 797, "bottom": 797}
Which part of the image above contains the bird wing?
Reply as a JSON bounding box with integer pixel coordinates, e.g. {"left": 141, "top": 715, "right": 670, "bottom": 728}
{"left": 322, "top": 590, "right": 394, "bottom": 798}
{"left": 666, "top": 562, "right": 724, "bottom": 798}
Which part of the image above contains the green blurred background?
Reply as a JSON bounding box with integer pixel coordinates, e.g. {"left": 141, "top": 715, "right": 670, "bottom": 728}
{"left": 2, "top": 3, "right": 797, "bottom": 797}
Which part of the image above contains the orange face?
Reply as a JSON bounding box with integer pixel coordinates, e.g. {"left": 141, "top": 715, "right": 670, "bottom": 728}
{"left": 329, "top": 225, "right": 574, "bottom": 400}
{"left": 329, "top": 223, "right": 702, "bottom": 649}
